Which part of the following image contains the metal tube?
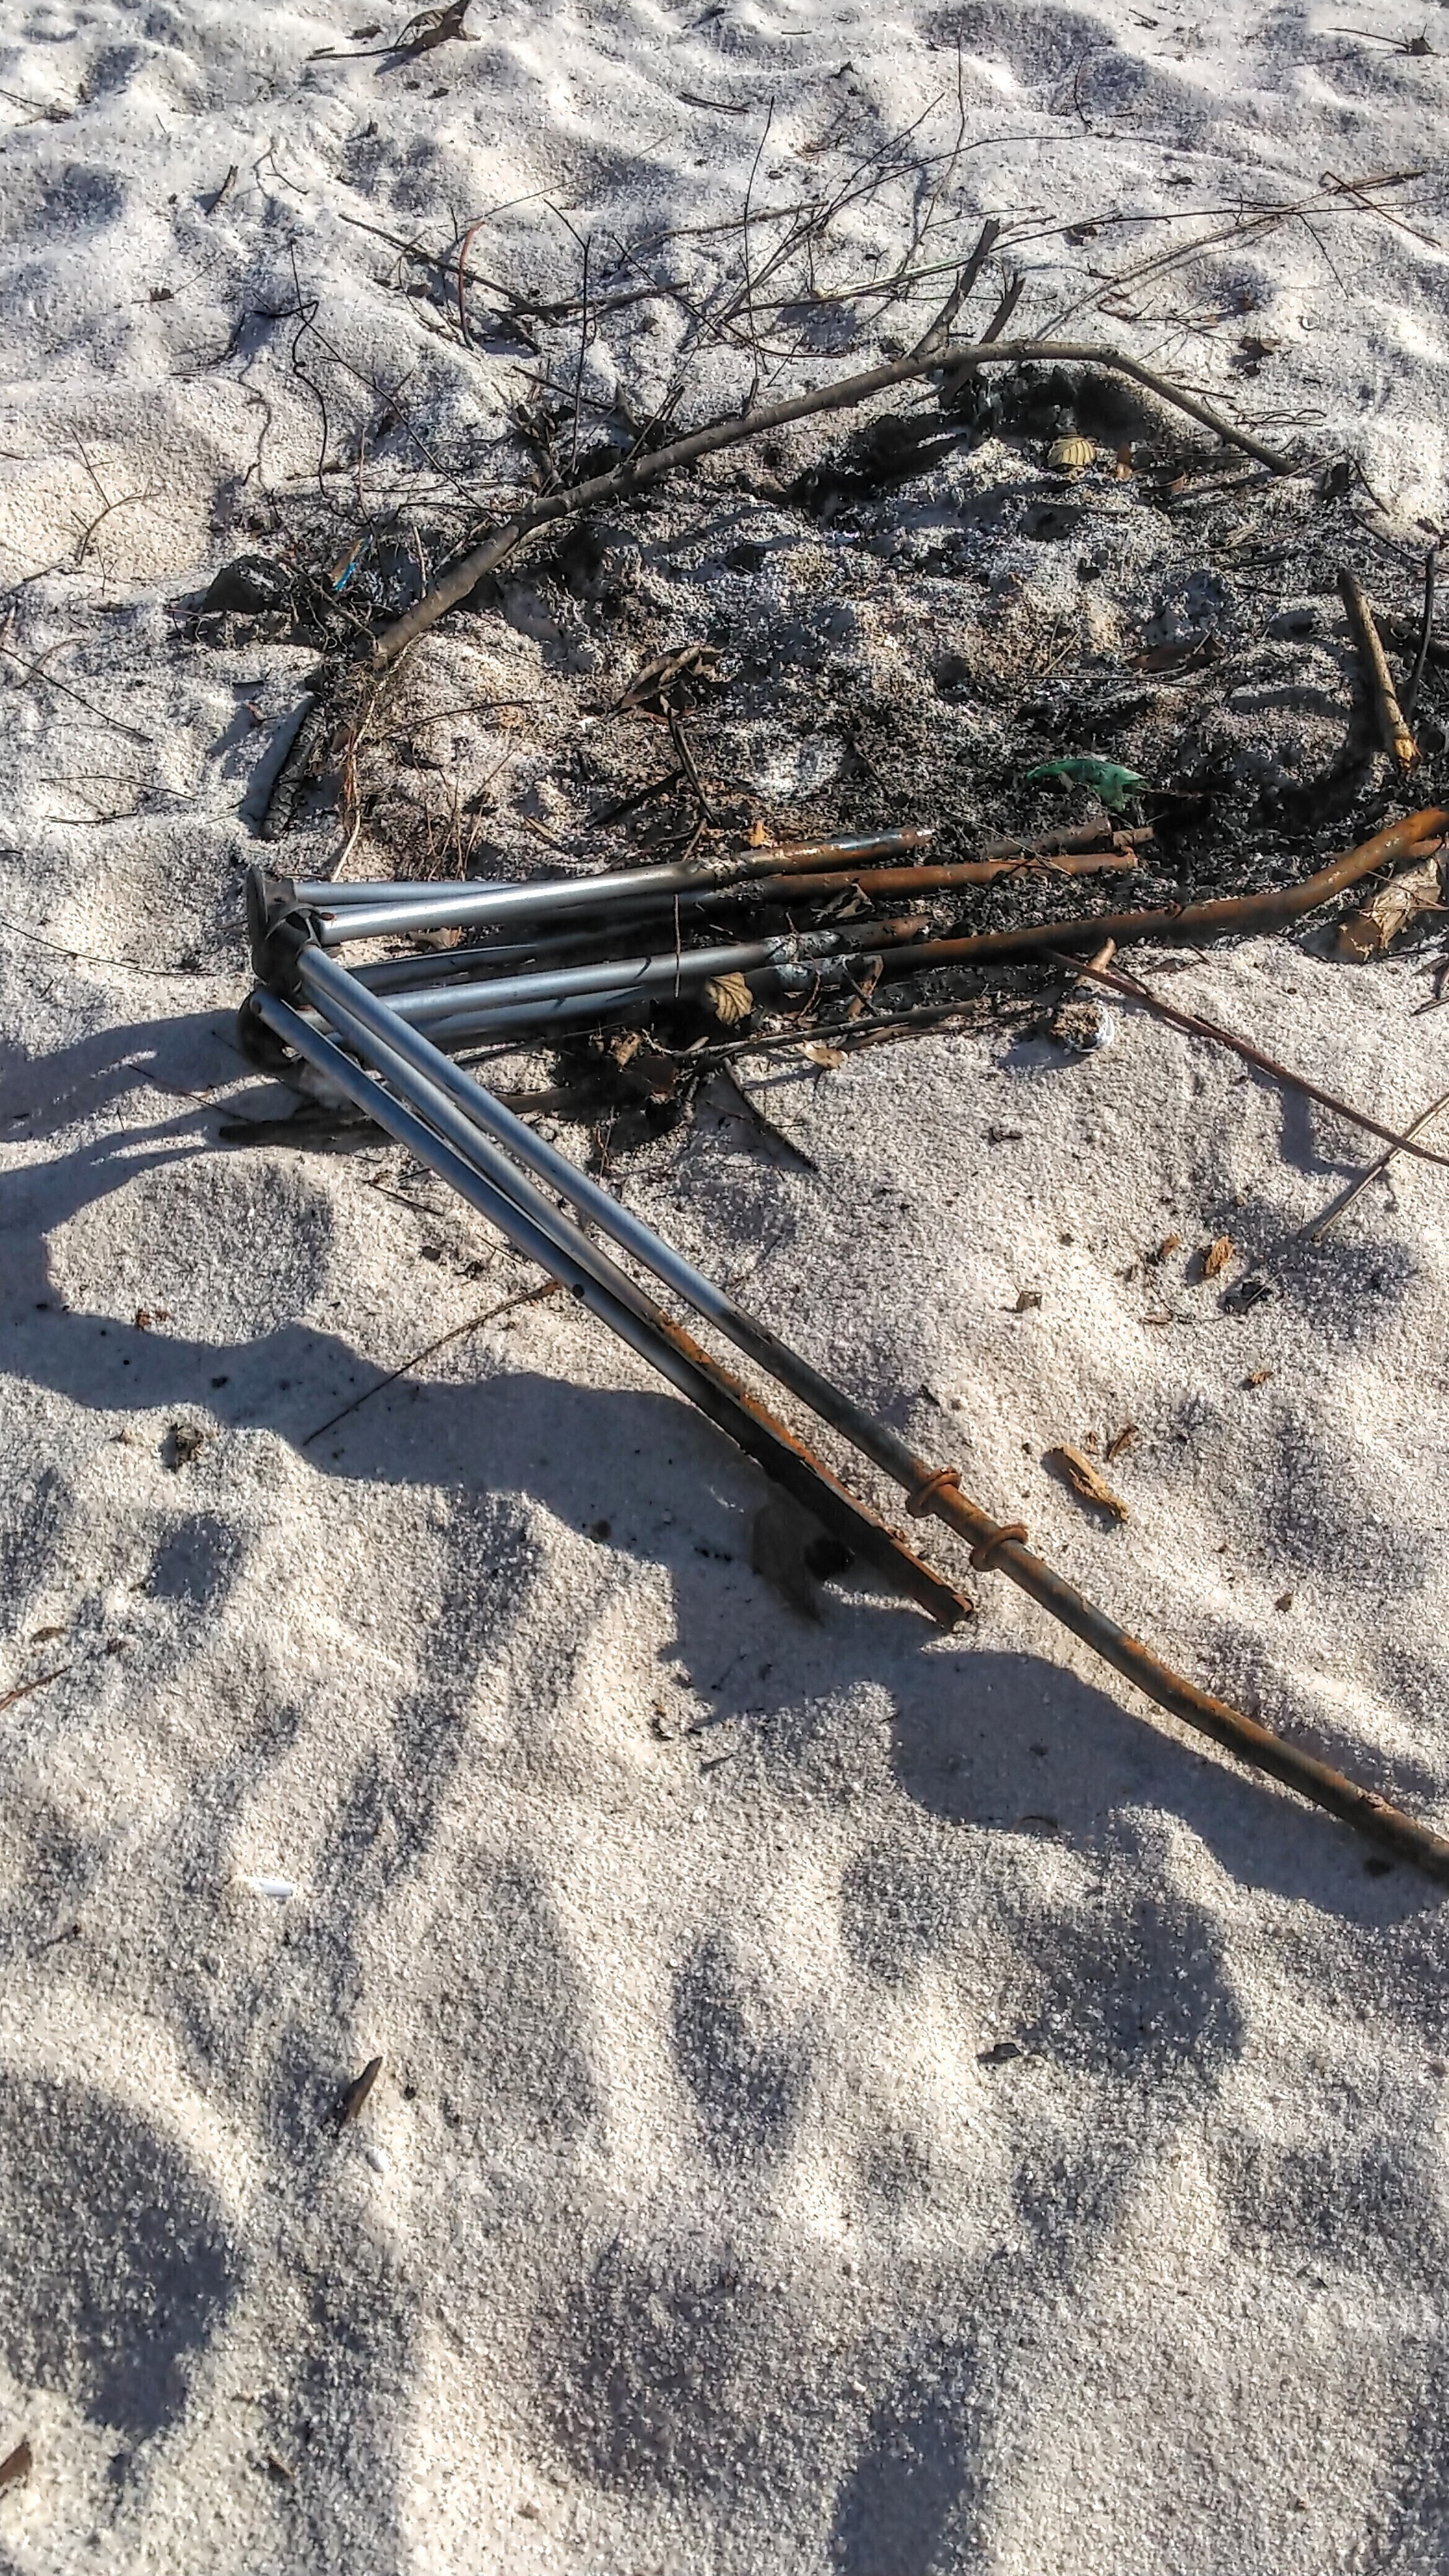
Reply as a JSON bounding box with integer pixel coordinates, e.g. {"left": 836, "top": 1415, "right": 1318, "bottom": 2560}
{"left": 290, "top": 947, "right": 1449, "bottom": 1881}
{"left": 349, "top": 853, "right": 1128, "bottom": 999}
{"left": 380, "top": 934, "right": 831, "bottom": 1027}
{"left": 306, "top": 829, "right": 933, "bottom": 946}
{"left": 253, "top": 991, "right": 968, "bottom": 1629}
{"left": 300, "top": 946, "right": 931, "bottom": 1491}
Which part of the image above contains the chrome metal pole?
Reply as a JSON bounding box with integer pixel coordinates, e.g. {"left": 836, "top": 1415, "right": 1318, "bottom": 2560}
{"left": 377, "top": 931, "right": 845, "bottom": 1028}
{"left": 253, "top": 990, "right": 967, "bottom": 1627}
{"left": 300, "top": 829, "right": 932, "bottom": 946}
{"left": 300, "top": 945, "right": 929, "bottom": 1490}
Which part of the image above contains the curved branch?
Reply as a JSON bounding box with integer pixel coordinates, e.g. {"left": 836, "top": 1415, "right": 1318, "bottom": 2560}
{"left": 372, "top": 334, "right": 1299, "bottom": 664}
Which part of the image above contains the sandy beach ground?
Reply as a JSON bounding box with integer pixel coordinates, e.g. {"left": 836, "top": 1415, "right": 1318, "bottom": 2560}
{"left": 4, "top": 3, "right": 1449, "bottom": 2569}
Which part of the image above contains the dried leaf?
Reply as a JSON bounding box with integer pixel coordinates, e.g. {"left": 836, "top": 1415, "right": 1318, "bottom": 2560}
{"left": 0, "top": 2440, "right": 31, "bottom": 2492}
{"left": 703, "top": 971, "right": 754, "bottom": 1025}
{"left": 1245, "top": 1367, "right": 1274, "bottom": 1388}
{"left": 1014, "top": 1287, "right": 1043, "bottom": 1312}
{"left": 1105, "top": 1422, "right": 1138, "bottom": 1461}
{"left": 747, "top": 817, "right": 769, "bottom": 846}
{"left": 335, "top": 2055, "right": 383, "bottom": 2127}
{"left": 617, "top": 640, "right": 721, "bottom": 715}
{"left": 398, "top": 0, "right": 474, "bottom": 57}
{"left": 1147, "top": 1232, "right": 1181, "bottom": 1264}
{"left": 1048, "top": 1444, "right": 1130, "bottom": 1521}
{"left": 804, "top": 1043, "right": 843, "bottom": 1069}
{"left": 165, "top": 1421, "right": 206, "bottom": 1469}
{"left": 1337, "top": 856, "right": 1444, "bottom": 960}
{"left": 1202, "top": 1234, "right": 1234, "bottom": 1278}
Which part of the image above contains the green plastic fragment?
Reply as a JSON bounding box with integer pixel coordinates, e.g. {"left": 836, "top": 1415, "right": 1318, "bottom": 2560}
{"left": 1023, "top": 757, "right": 1147, "bottom": 811}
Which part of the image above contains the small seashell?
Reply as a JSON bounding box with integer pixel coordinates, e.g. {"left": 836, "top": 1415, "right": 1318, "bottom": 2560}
{"left": 1047, "top": 434, "right": 1095, "bottom": 472}
{"left": 239, "top": 1873, "right": 296, "bottom": 1901}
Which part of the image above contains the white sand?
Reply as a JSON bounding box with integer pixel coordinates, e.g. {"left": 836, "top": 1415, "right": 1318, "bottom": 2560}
{"left": 4, "top": 2, "right": 1449, "bottom": 2569}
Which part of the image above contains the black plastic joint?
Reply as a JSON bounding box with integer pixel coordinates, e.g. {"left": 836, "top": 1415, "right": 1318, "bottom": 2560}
{"left": 245, "top": 864, "right": 318, "bottom": 996}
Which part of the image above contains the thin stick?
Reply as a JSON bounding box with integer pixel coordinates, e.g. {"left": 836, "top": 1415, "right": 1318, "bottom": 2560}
{"left": 1339, "top": 567, "right": 1417, "bottom": 768}
{"left": 1310, "top": 1086, "right": 1449, "bottom": 1240}
{"left": 372, "top": 334, "right": 1297, "bottom": 663}
{"left": 739, "top": 99, "right": 773, "bottom": 412}
{"left": 1403, "top": 542, "right": 1439, "bottom": 723}
{"left": 568, "top": 237, "right": 591, "bottom": 484}
{"left": 878, "top": 807, "right": 1449, "bottom": 977}
{"left": 0, "top": 642, "right": 153, "bottom": 744}
{"left": 1056, "top": 951, "right": 1449, "bottom": 1172}
{"left": 978, "top": 270, "right": 1025, "bottom": 342}
{"left": 912, "top": 215, "right": 1003, "bottom": 354}
{"left": 300, "top": 1284, "right": 554, "bottom": 1445}
{"left": 0, "top": 1666, "right": 71, "bottom": 1715}
{"left": 455, "top": 217, "right": 485, "bottom": 349}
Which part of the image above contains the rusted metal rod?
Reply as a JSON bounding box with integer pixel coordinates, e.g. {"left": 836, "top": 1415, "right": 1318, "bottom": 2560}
{"left": 872, "top": 809, "right": 1449, "bottom": 978}
{"left": 909, "top": 1476, "right": 1449, "bottom": 1880}
{"left": 285, "top": 830, "right": 933, "bottom": 948}
{"left": 344, "top": 845, "right": 1140, "bottom": 1000}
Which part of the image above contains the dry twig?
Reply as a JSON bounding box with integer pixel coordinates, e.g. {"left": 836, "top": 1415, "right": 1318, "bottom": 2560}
{"left": 1339, "top": 567, "right": 1417, "bottom": 769}
{"left": 1310, "top": 1087, "right": 1449, "bottom": 1240}
{"left": 301, "top": 1283, "right": 557, "bottom": 1445}
{"left": 1403, "top": 542, "right": 1439, "bottom": 724}
{"left": 0, "top": 1667, "right": 71, "bottom": 1715}
{"left": 1059, "top": 951, "right": 1449, "bottom": 1173}
{"left": 373, "top": 334, "right": 1297, "bottom": 663}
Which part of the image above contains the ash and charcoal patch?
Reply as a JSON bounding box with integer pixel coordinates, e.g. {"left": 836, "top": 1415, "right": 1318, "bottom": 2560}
{"left": 0, "top": 2076, "right": 240, "bottom": 2442}
{"left": 671, "top": 1930, "right": 809, "bottom": 2167}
